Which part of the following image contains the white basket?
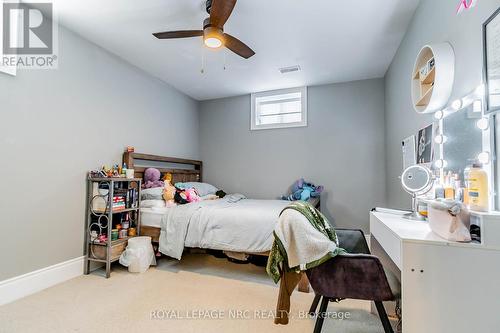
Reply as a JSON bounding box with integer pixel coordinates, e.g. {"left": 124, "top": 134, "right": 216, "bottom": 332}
{"left": 119, "top": 236, "right": 156, "bottom": 273}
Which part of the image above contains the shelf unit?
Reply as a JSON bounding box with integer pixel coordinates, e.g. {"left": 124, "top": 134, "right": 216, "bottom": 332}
{"left": 84, "top": 177, "right": 142, "bottom": 278}
{"left": 411, "top": 43, "right": 455, "bottom": 113}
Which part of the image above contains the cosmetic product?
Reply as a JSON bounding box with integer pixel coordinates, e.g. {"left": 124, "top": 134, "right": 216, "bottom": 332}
{"left": 119, "top": 229, "right": 128, "bottom": 239}
{"left": 418, "top": 202, "right": 428, "bottom": 218}
{"left": 111, "top": 229, "right": 119, "bottom": 241}
{"left": 468, "top": 161, "right": 489, "bottom": 212}
{"left": 463, "top": 160, "right": 474, "bottom": 206}
{"left": 444, "top": 171, "right": 455, "bottom": 199}
{"left": 434, "top": 179, "right": 445, "bottom": 199}
{"left": 455, "top": 180, "right": 464, "bottom": 202}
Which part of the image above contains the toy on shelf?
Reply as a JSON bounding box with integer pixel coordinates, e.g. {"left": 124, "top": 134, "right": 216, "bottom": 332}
{"left": 142, "top": 168, "right": 164, "bottom": 189}
{"left": 89, "top": 162, "right": 131, "bottom": 179}
{"left": 281, "top": 178, "right": 324, "bottom": 201}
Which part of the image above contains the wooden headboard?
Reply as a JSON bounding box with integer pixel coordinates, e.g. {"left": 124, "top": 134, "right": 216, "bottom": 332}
{"left": 123, "top": 152, "right": 202, "bottom": 184}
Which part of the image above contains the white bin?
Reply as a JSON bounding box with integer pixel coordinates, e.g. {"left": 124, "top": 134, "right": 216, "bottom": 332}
{"left": 119, "top": 236, "right": 156, "bottom": 273}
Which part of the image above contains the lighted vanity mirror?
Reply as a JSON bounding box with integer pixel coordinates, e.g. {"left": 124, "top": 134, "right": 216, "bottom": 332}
{"left": 442, "top": 104, "right": 482, "bottom": 178}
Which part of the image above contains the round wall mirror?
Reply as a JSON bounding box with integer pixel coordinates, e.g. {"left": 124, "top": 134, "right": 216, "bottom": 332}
{"left": 401, "top": 165, "right": 433, "bottom": 220}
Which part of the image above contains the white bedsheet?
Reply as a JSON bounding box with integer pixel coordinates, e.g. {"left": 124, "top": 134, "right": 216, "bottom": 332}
{"left": 158, "top": 194, "right": 289, "bottom": 259}
{"left": 141, "top": 207, "right": 171, "bottom": 228}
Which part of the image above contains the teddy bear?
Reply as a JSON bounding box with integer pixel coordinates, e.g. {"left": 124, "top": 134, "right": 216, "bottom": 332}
{"left": 142, "top": 168, "right": 164, "bottom": 189}
{"left": 281, "top": 178, "right": 324, "bottom": 201}
{"left": 162, "top": 173, "right": 177, "bottom": 207}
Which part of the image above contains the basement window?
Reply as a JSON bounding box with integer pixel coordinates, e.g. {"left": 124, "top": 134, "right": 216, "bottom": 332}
{"left": 251, "top": 87, "right": 307, "bottom": 130}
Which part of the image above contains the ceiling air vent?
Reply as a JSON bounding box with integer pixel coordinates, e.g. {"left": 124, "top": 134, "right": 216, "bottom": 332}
{"left": 279, "top": 65, "right": 301, "bottom": 74}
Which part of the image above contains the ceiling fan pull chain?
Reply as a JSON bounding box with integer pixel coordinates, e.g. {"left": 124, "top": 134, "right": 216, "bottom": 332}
{"left": 223, "top": 49, "right": 227, "bottom": 70}
{"left": 201, "top": 42, "right": 205, "bottom": 74}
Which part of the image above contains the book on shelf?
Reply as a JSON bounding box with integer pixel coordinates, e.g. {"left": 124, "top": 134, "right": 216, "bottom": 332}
{"left": 108, "top": 194, "right": 124, "bottom": 210}
{"left": 91, "top": 183, "right": 139, "bottom": 212}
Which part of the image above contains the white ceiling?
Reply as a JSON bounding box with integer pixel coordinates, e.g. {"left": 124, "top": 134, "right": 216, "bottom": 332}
{"left": 52, "top": 0, "right": 421, "bottom": 101}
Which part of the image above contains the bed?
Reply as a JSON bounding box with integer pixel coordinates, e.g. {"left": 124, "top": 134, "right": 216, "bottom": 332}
{"left": 123, "top": 152, "right": 319, "bottom": 291}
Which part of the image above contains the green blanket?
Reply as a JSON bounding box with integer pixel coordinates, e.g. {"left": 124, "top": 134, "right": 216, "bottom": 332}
{"left": 266, "top": 201, "right": 344, "bottom": 283}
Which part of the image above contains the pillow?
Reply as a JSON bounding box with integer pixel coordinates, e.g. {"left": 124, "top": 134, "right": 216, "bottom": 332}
{"left": 175, "top": 182, "right": 218, "bottom": 197}
{"left": 140, "top": 199, "right": 166, "bottom": 208}
{"left": 141, "top": 187, "right": 164, "bottom": 200}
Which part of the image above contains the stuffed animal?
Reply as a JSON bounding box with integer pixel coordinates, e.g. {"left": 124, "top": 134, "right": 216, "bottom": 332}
{"left": 174, "top": 187, "right": 201, "bottom": 204}
{"left": 281, "top": 178, "right": 324, "bottom": 201}
{"left": 142, "top": 168, "right": 164, "bottom": 189}
{"left": 163, "top": 173, "right": 177, "bottom": 207}
{"left": 185, "top": 188, "right": 201, "bottom": 203}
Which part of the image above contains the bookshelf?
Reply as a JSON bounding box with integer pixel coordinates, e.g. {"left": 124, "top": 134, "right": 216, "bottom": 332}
{"left": 84, "top": 177, "right": 142, "bottom": 278}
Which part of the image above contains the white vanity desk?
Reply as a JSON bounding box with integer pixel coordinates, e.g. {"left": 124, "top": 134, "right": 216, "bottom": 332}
{"left": 370, "top": 211, "right": 500, "bottom": 333}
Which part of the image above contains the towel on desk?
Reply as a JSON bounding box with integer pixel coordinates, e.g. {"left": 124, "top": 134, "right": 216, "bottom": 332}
{"left": 266, "top": 201, "right": 344, "bottom": 324}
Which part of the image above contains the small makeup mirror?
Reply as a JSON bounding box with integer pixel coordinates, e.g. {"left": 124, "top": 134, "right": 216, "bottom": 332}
{"left": 442, "top": 104, "right": 482, "bottom": 179}
{"left": 401, "top": 165, "right": 433, "bottom": 220}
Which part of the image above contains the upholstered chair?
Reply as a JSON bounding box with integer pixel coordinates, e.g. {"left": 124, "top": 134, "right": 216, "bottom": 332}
{"left": 307, "top": 228, "right": 401, "bottom": 333}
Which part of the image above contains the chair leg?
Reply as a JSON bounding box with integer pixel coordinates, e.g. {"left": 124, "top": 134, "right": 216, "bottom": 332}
{"left": 374, "top": 301, "right": 394, "bottom": 333}
{"left": 309, "top": 294, "right": 321, "bottom": 315}
{"left": 313, "top": 296, "right": 330, "bottom": 333}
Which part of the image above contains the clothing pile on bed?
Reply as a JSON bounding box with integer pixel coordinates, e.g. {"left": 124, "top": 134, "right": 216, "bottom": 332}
{"left": 267, "top": 201, "right": 345, "bottom": 325}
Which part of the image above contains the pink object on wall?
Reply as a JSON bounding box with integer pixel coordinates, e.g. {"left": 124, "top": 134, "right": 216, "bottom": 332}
{"left": 456, "top": 0, "right": 477, "bottom": 15}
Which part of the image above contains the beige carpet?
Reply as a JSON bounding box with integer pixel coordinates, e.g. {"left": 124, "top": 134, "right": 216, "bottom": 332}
{"left": 0, "top": 254, "right": 392, "bottom": 333}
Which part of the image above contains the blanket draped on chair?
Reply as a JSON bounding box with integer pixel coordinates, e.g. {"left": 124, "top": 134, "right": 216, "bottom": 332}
{"left": 266, "top": 201, "right": 345, "bottom": 325}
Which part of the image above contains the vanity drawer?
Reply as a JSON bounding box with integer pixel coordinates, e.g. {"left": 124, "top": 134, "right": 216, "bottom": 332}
{"left": 370, "top": 214, "right": 402, "bottom": 269}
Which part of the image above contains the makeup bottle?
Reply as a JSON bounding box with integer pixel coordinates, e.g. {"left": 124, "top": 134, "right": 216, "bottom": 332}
{"left": 468, "top": 161, "right": 489, "bottom": 212}
{"left": 464, "top": 160, "right": 475, "bottom": 206}
{"left": 454, "top": 178, "right": 463, "bottom": 202}
{"left": 444, "top": 171, "right": 455, "bottom": 199}
{"left": 434, "top": 177, "right": 445, "bottom": 199}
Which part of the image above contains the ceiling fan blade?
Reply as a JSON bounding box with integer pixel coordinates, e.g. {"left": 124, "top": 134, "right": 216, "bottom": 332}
{"left": 153, "top": 30, "right": 203, "bottom": 39}
{"left": 224, "top": 33, "right": 255, "bottom": 59}
{"left": 210, "top": 0, "right": 237, "bottom": 27}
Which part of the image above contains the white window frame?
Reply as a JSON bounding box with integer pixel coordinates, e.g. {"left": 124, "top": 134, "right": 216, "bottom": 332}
{"left": 251, "top": 86, "right": 308, "bottom": 130}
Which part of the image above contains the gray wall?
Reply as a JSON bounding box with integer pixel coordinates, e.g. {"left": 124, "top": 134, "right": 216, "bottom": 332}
{"left": 199, "top": 79, "right": 386, "bottom": 232}
{"left": 385, "top": 0, "right": 500, "bottom": 209}
{"left": 0, "top": 26, "right": 199, "bottom": 280}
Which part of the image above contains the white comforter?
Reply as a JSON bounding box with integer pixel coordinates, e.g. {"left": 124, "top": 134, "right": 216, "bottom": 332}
{"left": 158, "top": 194, "right": 289, "bottom": 259}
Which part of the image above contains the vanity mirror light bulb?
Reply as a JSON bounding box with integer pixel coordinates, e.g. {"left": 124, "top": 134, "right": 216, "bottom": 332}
{"left": 478, "top": 152, "right": 490, "bottom": 164}
{"left": 435, "top": 159, "right": 448, "bottom": 168}
{"left": 473, "top": 100, "right": 483, "bottom": 113}
{"left": 477, "top": 118, "right": 489, "bottom": 130}
{"left": 434, "top": 110, "right": 444, "bottom": 120}
{"left": 451, "top": 99, "right": 463, "bottom": 111}
{"left": 434, "top": 135, "right": 447, "bottom": 144}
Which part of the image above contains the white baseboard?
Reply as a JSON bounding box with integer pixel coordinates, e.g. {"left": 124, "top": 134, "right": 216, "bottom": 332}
{"left": 0, "top": 256, "right": 85, "bottom": 306}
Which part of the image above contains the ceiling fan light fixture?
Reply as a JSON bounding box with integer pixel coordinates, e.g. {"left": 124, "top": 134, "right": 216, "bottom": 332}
{"left": 153, "top": 0, "right": 255, "bottom": 58}
{"left": 204, "top": 27, "right": 224, "bottom": 49}
{"left": 204, "top": 36, "right": 222, "bottom": 48}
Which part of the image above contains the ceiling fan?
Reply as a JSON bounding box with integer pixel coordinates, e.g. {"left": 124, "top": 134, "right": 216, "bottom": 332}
{"left": 153, "top": 0, "right": 255, "bottom": 59}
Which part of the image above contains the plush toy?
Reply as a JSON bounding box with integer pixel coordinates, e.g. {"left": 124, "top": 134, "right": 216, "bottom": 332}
{"left": 185, "top": 188, "right": 201, "bottom": 202}
{"left": 174, "top": 187, "right": 201, "bottom": 204}
{"left": 281, "top": 178, "right": 324, "bottom": 201}
{"left": 142, "top": 168, "right": 164, "bottom": 189}
{"left": 163, "top": 173, "right": 177, "bottom": 207}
